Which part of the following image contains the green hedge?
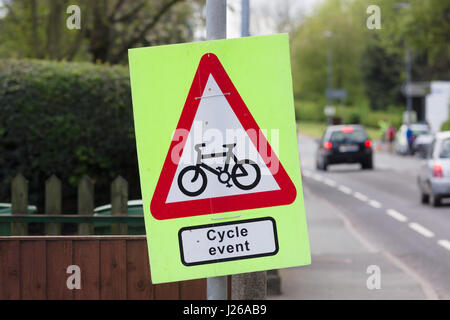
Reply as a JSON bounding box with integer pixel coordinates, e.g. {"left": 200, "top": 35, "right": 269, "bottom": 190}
{"left": 294, "top": 100, "right": 327, "bottom": 123}
{"left": 0, "top": 59, "right": 139, "bottom": 213}
{"left": 294, "top": 100, "right": 403, "bottom": 129}
{"left": 441, "top": 119, "right": 450, "bottom": 131}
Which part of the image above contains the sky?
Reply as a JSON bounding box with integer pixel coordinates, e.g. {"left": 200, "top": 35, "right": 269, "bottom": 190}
{"left": 226, "top": 0, "right": 320, "bottom": 38}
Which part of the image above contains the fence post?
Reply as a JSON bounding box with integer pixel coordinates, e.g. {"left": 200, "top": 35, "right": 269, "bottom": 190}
{"left": 231, "top": 271, "right": 267, "bottom": 300}
{"left": 45, "top": 175, "right": 62, "bottom": 235}
{"left": 11, "top": 173, "right": 28, "bottom": 235}
{"left": 266, "top": 269, "right": 281, "bottom": 295}
{"left": 111, "top": 176, "right": 128, "bottom": 235}
{"left": 77, "top": 175, "right": 94, "bottom": 235}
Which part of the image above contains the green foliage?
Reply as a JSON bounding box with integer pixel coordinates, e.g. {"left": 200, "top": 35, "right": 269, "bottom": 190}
{"left": 361, "top": 34, "right": 404, "bottom": 110}
{"left": 294, "top": 100, "right": 327, "bottom": 123}
{"left": 343, "top": 108, "right": 402, "bottom": 130}
{"left": 0, "top": 0, "right": 197, "bottom": 64}
{"left": 378, "top": 0, "right": 450, "bottom": 80}
{"left": 290, "top": 0, "right": 450, "bottom": 112}
{"left": 346, "top": 111, "right": 361, "bottom": 125}
{"left": 441, "top": 120, "right": 450, "bottom": 132}
{"left": 0, "top": 59, "right": 139, "bottom": 211}
{"left": 295, "top": 99, "right": 403, "bottom": 130}
{"left": 290, "top": 0, "right": 367, "bottom": 104}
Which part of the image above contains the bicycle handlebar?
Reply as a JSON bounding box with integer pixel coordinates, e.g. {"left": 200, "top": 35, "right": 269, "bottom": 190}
{"left": 194, "top": 143, "right": 206, "bottom": 151}
{"left": 195, "top": 143, "right": 236, "bottom": 151}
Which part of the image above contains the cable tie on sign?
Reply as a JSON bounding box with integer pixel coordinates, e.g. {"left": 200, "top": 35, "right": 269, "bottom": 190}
{"left": 195, "top": 92, "right": 231, "bottom": 100}
{"left": 211, "top": 214, "right": 241, "bottom": 221}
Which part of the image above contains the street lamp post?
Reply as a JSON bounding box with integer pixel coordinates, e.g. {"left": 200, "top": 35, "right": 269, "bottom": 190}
{"left": 324, "top": 31, "right": 333, "bottom": 124}
{"left": 395, "top": 2, "right": 413, "bottom": 125}
{"left": 405, "top": 45, "right": 413, "bottom": 125}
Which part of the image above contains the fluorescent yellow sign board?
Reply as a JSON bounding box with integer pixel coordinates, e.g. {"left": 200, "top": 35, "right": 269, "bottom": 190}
{"left": 129, "top": 34, "right": 310, "bottom": 284}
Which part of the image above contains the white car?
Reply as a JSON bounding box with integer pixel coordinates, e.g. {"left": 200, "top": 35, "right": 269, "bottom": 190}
{"left": 418, "top": 131, "right": 450, "bottom": 206}
{"left": 395, "top": 123, "right": 431, "bottom": 155}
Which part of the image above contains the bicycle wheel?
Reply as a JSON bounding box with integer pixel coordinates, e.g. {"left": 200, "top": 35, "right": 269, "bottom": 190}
{"left": 231, "top": 160, "right": 261, "bottom": 190}
{"left": 178, "top": 166, "right": 207, "bottom": 197}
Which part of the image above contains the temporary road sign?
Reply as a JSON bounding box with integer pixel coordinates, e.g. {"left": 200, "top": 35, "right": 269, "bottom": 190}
{"left": 129, "top": 34, "right": 310, "bottom": 283}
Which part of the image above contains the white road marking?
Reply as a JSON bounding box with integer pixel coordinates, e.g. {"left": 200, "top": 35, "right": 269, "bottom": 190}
{"left": 338, "top": 185, "right": 352, "bottom": 194}
{"left": 386, "top": 209, "right": 408, "bottom": 222}
{"left": 409, "top": 222, "right": 434, "bottom": 238}
{"left": 353, "top": 192, "right": 368, "bottom": 202}
{"left": 437, "top": 239, "right": 450, "bottom": 251}
{"left": 324, "top": 178, "right": 337, "bottom": 187}
{"left": 303, "top": 165, "right": 444, "bottom": 252}
{"left": 368, "top": 200, "right": 382, "bottom": 209}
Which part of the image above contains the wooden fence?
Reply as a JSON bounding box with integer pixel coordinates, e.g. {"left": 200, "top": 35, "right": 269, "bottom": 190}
{"left": 0, "top": 174, "right": 209, "bottom": 300}
{"left": 0, "top": 173, "right": 142, "bottom": 236}
{"left": 0, "top": 236, "right": 206, "bottom": 300}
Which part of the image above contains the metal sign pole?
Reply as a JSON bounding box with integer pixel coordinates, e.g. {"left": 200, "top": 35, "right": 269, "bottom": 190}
{"left": 206, "top": 0, "right": 228, "bottom": 301}
{"left": 241, "top": 0, "right": 250, "bottom": 37}
{"left": 206, "top": 0, "right": 227, "bottom": 41}
{"left": 205, "top": 0, "right": 266, "bottom": 301}
{"left": 231, "top": 0, "right": 267, "bottom": 301}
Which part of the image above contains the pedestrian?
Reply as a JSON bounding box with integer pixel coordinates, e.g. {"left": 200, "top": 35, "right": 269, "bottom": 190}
{"left": 378, "top": 118, "right": 388, "bottom": 143}
{"left": 406, "top": 126, "right": 414, "bottom": 155}
{"left": 386, "top": 124, "right": 396, "bottom": 153}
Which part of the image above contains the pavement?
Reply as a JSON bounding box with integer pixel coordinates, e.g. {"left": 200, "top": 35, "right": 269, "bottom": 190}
{"left": 268, "top": 134, "right": 449, "bottom": 300}
{"left": 269, "top": 185, "right": 431, "bottom": 299}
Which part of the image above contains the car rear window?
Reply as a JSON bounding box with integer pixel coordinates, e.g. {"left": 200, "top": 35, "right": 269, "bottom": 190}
{"left": 439, "top": 138, "right": 450, "bottom": 158}
{"left": 330, "top": 129, "right": 367, "bottom": 143}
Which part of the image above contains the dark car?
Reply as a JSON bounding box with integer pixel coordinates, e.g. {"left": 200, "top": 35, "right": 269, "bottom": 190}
{"left": 316, "top": 125, "right": 373, "bottom": 171}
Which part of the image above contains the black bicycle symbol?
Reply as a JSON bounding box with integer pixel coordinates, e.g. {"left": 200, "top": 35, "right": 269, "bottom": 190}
{"left": 177, "top": 143, "right": 261, "bottom": 197}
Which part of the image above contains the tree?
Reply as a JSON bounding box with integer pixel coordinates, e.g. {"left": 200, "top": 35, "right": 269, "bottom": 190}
{"left": 290, "top": 0, "right": 367, "bottom": 104}
{"left": 0, "top": 0, "right": 199, "bottom": 64}
{"left": 361, "top": 34, "right": 404, "bottom": 110}
{"left": 289, "top": 0, "right": 449, "bottom": 111}
{"left": 378, "top": 0, "right": 450, "bottom": 81}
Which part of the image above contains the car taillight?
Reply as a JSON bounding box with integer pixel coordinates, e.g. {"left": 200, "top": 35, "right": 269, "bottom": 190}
{"left": 433, "top": 164, "right": 443, "bottom": 178}
{"left": 364, "top": 140, "right": 372, "bottom": 148}
{"left": 324, "top": 141, "right": 333, "bottom": 150}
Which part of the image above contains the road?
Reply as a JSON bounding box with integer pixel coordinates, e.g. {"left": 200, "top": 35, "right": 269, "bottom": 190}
{"left": 294, "top": 134, "right": 450, "bottom": 299}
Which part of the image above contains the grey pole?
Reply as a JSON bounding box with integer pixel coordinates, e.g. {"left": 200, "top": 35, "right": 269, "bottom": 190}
{"left": 205, "top": 0, "right": 266, "bottom": 301}
{"left": 206, "top": 0, "right": 227, "bottom": 40}
{"left": 405, "top": 45, "right": 413, "bottom": 125}
{"left": 394, "top": 2, "right": 412, "bottom": 125}
{"left": 206, "top": 0, "right": 228, "bottom": 301}
{"left": 231, "top": 0, "right": 267, "bottom": 300}
{"left": 324, "top": 31, "right": 333, "bottom": 125}
{"left": 241, "top": 0, "right": 250, "bottom": 37}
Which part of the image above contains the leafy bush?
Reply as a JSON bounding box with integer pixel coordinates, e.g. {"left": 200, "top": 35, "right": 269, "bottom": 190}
{"left": 342, "top": 107, "right": 403, "bottom": 129}
{"left": 0, "top": 59, "right": 139, "bottom": 212}
{"left": 441, "top": 120, "right": 450, "bottom": 132}
{"left": 294, "top": 100, "right": 327, "bottom": 122}
{"left": 346, "top": 111, "right": 361, "bottom": 124}
{"left": 295, "top": 99, "right": 403, "bottom": 129}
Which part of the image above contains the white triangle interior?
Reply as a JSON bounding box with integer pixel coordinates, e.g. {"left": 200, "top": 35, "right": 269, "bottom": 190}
{"left": 166, "top": 74, "right": 280, "bottom": 204}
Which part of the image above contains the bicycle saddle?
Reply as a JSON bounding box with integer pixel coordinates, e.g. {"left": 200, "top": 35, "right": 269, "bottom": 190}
{"left": 222, "top": 143, "right": 237, "bottom": 148}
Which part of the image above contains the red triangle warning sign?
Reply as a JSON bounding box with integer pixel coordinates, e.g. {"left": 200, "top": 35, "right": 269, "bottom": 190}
{"left": 150, "top": 53, "right": 296, "bottom": 220}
